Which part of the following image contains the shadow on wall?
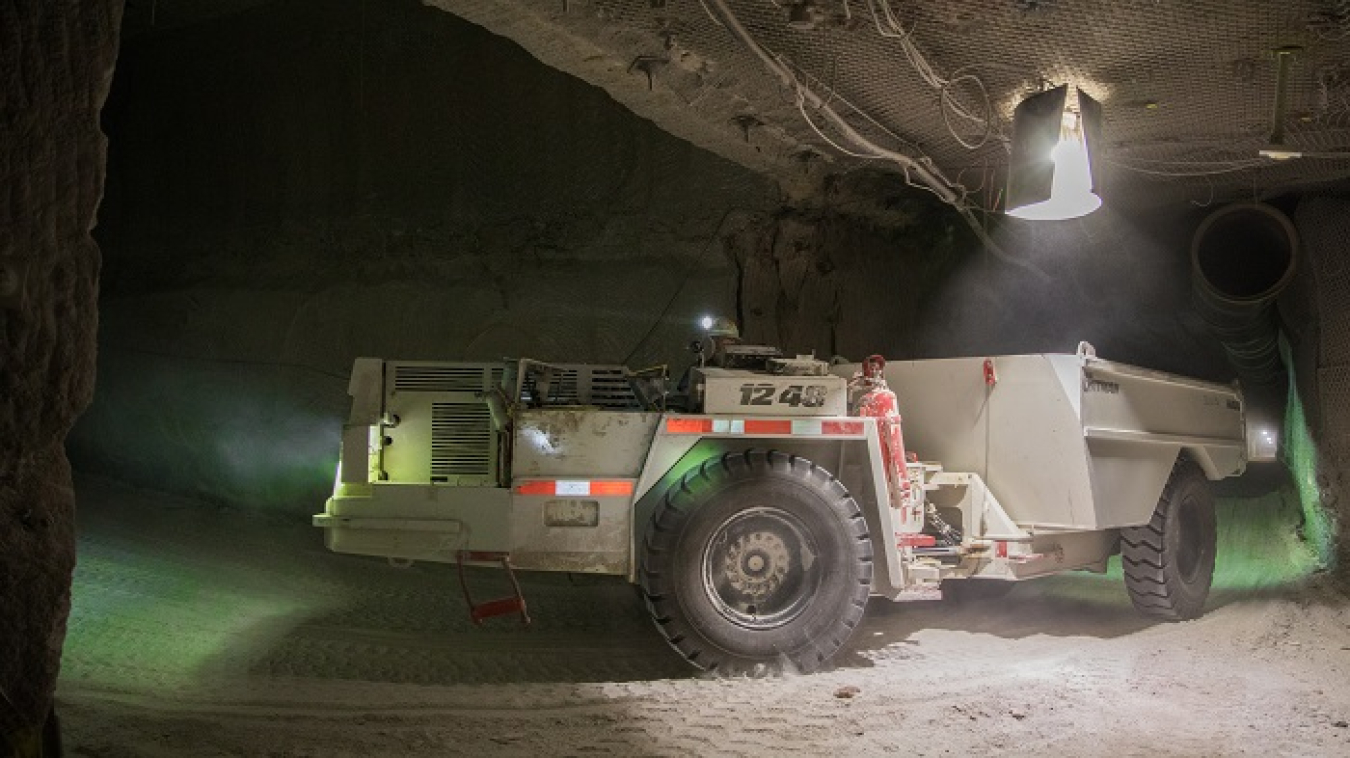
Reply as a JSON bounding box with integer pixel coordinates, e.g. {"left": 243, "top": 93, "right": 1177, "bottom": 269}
{"left": 914, "top": 204, "right": 1234, "bottom": 380}
{"left": 68, "top": 257, "right": 739, "bottom": 515}
{"left": 725, "top": 198, "right": 1234, "bottom": 384}
{"left": 68, "top": 346, "right": 347, "bottom": 513}
{"left": 74, "top": 0, "right": 770, "bottom": 514}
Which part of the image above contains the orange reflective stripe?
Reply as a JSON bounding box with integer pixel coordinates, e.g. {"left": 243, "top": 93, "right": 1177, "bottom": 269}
{"left": 667, "top": 417, "right": 864, "bottom": 436}
{"left": 515, "top": 480, "right": 635, "bottom": 497}
{"left": 744, "top": 419, "right": 792, "bottom": 435}
{"left": 590, "top": 480, "right": 634, "bottom": 496}
{"left": 515, "top": 481, "right": 554, "bottom": 495}
{"left": 666, "top": 418, "right": 713, "bottom": 434}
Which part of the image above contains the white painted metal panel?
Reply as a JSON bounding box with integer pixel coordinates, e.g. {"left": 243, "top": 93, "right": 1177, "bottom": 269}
{"left": 698, "top": 368, "right": 848, "bottom": 416}
{"left": 985, "top": 355, "right": 1095, "bottom": 528}
{"left": 509, "top": 493, "right": 632, "bottom": 574}
{"left": 834, "top": 351, "right": 1245, "bottom": 531}
{"left": 851, "top": 356, "right": 992, "bottom": 479}
{"left": 512, "top": 410, "right": 662, "bottom": 478}
{"left": 319, "top": 484, "right": 511, "bottom": 562}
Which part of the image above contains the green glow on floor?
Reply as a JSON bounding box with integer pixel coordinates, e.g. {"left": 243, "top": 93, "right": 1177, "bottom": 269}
{"left": 64, "top": 548, "right": 312, "bottom": 692}
{"left": 1211, "top": 491, "right": 1318, "bottom": 589}
{"left": 1085, "top": 489, "right": 1319, "bottom": 594}
{"left": 1282, "top": 372, "right": 1334, "bottom": 570}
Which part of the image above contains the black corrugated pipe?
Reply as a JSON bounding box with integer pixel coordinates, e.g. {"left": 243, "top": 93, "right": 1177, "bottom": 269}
{"left": 1191, "top": 202, "right": 1298, "bottom": 389}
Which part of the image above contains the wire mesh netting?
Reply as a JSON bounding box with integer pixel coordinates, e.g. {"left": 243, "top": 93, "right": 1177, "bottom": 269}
{"left": 1301, "top": 197, "right": 1350, "bottom": 481}
{"left": 443, "top": 0, "right": 1350, "bottom": 210}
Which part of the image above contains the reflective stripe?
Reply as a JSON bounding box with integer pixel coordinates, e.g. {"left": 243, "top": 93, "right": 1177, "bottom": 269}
{"left": 712, "top": 418, "right": 745, "bottom": 433}
{"left": 745, "top": 419, "right": 791, "bottom": 435}
{"left": 514, "top": 480, "right": 634, "bottom": 496}
{"left": 666, "top": 418, "right": 713, "bottom": 434}
{"left": 515, "top": 481, "right": 554, "bottom": 495}
{"left": 555, "top": 480, "right": 590, "bottom": 496}
{"left": 665, "top": 417, "right": 865, "bottom": 437}
{"left": 590, "top": 480, "right": 633, "bottom": 496}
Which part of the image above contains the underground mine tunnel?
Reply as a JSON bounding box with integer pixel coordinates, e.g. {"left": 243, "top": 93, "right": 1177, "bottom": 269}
{"left": 3, "top": 0, "right": 1350, "bottom": 755}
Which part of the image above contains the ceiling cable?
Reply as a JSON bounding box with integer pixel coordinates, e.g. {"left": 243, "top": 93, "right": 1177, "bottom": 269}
{"left": 779, "top": 56, "right": 925, "bottom": 153}
{"left": 862, "top": 0, "right": 1002, "bottom": 148}
{"left": 706, "top": 0, "right": 958, "bottom": 200}
{"left": 704, "top": 0, "right": 1047, "bottom": 280}
{"left": 1106, "top": 159, "right": 1271, "bottom": 177}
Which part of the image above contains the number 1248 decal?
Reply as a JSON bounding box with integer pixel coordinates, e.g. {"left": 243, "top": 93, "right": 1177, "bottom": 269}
{"left": 738, "top": 383, "right": 828, "bottom": 407}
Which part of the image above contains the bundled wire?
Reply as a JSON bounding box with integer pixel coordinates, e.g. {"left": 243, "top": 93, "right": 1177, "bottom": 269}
{"left": 703, "top": 0, "right": 1047, "bottom": 279}
{"left": 862, "top": 0, "right": 1002, "bottom": 150}
{"left": 1106, "top": 158, "right": 1272, "bottom": 178}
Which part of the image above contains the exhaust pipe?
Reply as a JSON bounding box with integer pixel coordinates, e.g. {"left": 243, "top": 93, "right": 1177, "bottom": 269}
{"left": 1191, "top": 203, "right": 1298, "bottom": 389}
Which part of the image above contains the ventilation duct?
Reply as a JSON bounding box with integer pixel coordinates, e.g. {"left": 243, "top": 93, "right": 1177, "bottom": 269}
{"left": 1191, "top": 203, "right": 1298, "bottom": 389}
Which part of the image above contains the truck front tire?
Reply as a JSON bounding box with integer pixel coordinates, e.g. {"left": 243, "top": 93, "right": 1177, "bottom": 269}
{"left": 1121, "top": 460, "right": 1217, "bottom": 620}
{"left": 640, "top": 449, "right": 873, "bottom": 674}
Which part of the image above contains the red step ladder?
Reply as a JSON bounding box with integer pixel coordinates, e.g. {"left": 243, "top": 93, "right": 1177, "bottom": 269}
{"left": 456, "top": 551, "right": 530, "bottom": 625}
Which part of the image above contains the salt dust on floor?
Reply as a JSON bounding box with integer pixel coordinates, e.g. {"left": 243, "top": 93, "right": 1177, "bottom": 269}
{"left": 59, "top": 477, "right": 1350, "bottom": 757}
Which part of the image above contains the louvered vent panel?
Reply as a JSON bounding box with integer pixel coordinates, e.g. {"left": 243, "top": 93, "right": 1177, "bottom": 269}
{"left": 553, "top": 370, "right": 580, "bottom": 404}
{"left": 521, "top": 370, "right": 581, "bottom": 404}
{"left": 395, "top": 365, "right": 488, "bottom": 393}
{"left": 589, "top": 368, "right": 638, "bottom": 409}
{"left": 431, "top": 403, "right": 493, "bottom": 478}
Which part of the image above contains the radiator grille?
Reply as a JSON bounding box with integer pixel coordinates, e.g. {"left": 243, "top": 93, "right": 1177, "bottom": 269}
{"left": 431, "top": 402, "right": 493, "bottom": 479}
{"left": 394, "top": 365, "right": 491, "bottom": 393}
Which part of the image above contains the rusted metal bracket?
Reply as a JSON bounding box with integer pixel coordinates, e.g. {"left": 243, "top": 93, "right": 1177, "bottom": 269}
{"left": 457, "top": 551, "right": 531, "bottom": 626}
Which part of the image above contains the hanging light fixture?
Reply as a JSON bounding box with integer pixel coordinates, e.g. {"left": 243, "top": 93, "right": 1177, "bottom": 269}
{"left": 1006, "top": 85, "right": 1103, "bottom": 221}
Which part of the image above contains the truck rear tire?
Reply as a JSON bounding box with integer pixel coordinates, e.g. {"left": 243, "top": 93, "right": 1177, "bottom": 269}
{"left": 1120, "top": 460, "right": 1216, "bottom": 621}
{"left": 640, "top": 449, "right": 873, "bottom": 674}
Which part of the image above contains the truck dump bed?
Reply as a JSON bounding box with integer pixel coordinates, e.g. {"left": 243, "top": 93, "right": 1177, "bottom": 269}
{"left": 837, "top": 351, "right": 1246, "bottom": 531}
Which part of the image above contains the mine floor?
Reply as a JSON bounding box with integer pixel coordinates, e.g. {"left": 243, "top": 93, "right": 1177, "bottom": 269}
{"left": 59, "top": 476, "right": 1350, "bottom": 757}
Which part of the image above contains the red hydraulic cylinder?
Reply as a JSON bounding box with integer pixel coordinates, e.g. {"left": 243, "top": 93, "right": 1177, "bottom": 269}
{"left": 852, "top": 355, "right": 914, "bottom": 519}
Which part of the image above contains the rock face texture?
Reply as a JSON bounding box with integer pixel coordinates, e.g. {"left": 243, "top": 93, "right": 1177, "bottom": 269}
{"left": 1289, "top": 198, "right": 1350, "bottom": 574}
{"left": 73, "top": 0, "right": 777, "bottom": 514}
{"left": 70, "top": 0, "right": 1241, "bottom": 520}
{"left": 0, "top": 0, "right": 121, "bottom": 738}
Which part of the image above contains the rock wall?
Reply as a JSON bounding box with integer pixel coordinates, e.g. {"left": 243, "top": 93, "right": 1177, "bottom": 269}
{"left": 1289, "top": 196, "right": 1350, "bottom": 574}
{"left": 729, "top": 197, "right": 1232, "bottom": 379}
{"left": 72, "top": 0, "right": 777, "bottom": 513}
{"left": 0, "top": 0, "right": 121, "bottom": 739}
{"left": 74, "top": 0, "right": 1241, "bottom": 524}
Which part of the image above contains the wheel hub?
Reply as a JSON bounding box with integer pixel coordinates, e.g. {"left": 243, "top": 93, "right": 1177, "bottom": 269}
{"left": 723, "top": 531, "right": 791, "bottom": 598}
{"left": 701, "top": 507, "right": 821, "bottom": 630}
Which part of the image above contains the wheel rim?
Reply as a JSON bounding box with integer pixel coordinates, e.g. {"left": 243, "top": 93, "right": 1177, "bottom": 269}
{"left": 1176, "top": 492, "right": 1204, "bottom": 582}
{"left": 700, "top": 507, "right": 822, "bottom": 630}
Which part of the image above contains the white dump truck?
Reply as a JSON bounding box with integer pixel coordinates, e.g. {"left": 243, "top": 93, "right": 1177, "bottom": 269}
{"left": 314, "top": 340, "right": 1246, "bottom": 673}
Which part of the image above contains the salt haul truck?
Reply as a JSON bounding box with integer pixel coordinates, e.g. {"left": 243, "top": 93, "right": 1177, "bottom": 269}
{"left": 313, "top": 341, "right": 1246, "bottom": 673}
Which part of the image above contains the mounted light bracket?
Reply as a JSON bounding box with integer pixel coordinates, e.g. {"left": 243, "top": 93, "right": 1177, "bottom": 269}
{"left": 1006, "top": 85, "right": 1103, "bottom": 221}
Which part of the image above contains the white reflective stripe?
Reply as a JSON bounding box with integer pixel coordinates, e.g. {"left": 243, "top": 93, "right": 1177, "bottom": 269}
{"left": 791, "top": 419, "right": 823, "bottom": 435}
{"left": 706, "top": 418, "right": 868, "bottom": 435}
{"left": 555, "top": 480, "right": 591, "bottom": 496}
